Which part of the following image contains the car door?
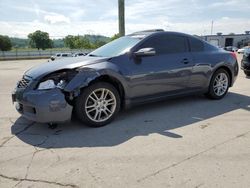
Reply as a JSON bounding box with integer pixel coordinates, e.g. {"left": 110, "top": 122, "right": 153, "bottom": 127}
{"left": 187, "top": 36, "right": 212, "bottom": 90}
{"left": 124, "top": 33, "right": 194, "bottom": 99}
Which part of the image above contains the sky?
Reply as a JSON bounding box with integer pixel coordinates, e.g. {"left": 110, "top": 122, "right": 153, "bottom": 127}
{"left": 0, "top": 0, "right": 250, "bottom": 38}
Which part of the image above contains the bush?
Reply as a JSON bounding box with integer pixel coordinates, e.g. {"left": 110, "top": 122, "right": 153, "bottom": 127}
{"left": 0, "top": 35, "right": 12, "bottom": 51}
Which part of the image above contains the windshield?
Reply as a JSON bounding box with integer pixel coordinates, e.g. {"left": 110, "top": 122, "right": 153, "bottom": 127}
{"left": 89, "top": 36, "right": 141, "bottom": 57}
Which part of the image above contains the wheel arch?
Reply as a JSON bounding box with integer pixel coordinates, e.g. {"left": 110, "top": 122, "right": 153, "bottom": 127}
{"left": 88, "top": 75, "right": 125, "bottom": 106}
{"left": 63, "top": 66, "right": 128, "bottom": 104}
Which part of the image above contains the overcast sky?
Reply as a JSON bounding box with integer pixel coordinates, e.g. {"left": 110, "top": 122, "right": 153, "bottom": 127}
{"left": 0, "top": 0, "right": 250, "bottom": 38}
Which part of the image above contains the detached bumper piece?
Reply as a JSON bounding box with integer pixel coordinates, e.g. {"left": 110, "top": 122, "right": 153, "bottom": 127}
{"left": 13, "top": 88, "right": 73, "bottom": 123}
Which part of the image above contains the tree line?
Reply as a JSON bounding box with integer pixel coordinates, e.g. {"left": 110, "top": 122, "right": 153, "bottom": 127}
{"left": 0, "top": 30, "right": 120, "bottom": 51}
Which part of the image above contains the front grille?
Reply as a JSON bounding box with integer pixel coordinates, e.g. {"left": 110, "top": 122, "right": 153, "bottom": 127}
{"left": 17, "top": 77, "right": 31, "bottom": 89}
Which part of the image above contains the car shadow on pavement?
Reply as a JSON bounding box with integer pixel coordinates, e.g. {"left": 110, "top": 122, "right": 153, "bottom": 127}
{"left": 11, "top": 92, "right": 250, "bottom": 148}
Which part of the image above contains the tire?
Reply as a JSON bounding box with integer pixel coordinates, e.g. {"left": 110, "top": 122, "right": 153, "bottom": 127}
{"left": 75, "top": 82, "right": 121, "bottom": 127}
{"left": 244, "top": 71, "right": 250, "bottom": 77}
{"left": 206, "top": 69, "right": 230, "bottom": 100}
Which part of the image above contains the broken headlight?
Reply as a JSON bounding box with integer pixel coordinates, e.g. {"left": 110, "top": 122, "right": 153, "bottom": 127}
{"left": 37, "top": 69, "right": 78, "bottom": 90}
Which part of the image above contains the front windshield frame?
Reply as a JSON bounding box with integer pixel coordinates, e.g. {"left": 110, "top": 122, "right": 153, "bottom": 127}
{"left": 89, "top": 36, "right": 142, "bottom": 57}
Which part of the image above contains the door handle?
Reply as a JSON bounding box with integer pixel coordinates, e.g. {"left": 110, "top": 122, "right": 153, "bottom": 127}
{"left": 182, "top": 58, "right": 189, "bottom": 64}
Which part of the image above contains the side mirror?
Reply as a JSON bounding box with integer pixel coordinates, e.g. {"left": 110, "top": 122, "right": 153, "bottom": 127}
{"left": 134, "top": 48, "right": 156, "bottom": 57}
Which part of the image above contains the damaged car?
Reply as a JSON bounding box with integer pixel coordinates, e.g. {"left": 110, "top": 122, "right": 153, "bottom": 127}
{"left": 12, "top": 30, "right": 238, "bottom": 127}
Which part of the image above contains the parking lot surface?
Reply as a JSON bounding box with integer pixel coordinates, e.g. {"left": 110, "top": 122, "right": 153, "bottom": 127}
{"left": 0, "top": 56, "right": 250, "bottom": 188}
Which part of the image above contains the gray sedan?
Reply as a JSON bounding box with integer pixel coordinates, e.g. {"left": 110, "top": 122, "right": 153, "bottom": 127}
{"left": 12, "top": 30, "right": 239, "bottom": 127}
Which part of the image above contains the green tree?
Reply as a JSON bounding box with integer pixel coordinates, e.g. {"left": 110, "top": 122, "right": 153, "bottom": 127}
{"left": 80, "top": 36, "right": 92, "bottom": 49}
{"left": 52, "top": 39, "right": 64, "bottom": 48}
{"left": 74, "top": 36, "right": 83, "bottom": 49}
{"left": 110, "top": 33, "right": 121, "bottom": 41}
{"left": 0, "top": 35, "right": 12, "bottom": 51}
{"left": 28, "top": 30, "right": 53, "bottom": 50}
{"left": 64, "top": 35, "right": 93, "bottom": 49}
{"left": 10, "top": 38, "right": 28, "bottom": 48}
{"left": 64, "top": 35, "right": 75, "bottom": 49}
{"left": 92, "top": 40, "right": 107, "bottom": 48}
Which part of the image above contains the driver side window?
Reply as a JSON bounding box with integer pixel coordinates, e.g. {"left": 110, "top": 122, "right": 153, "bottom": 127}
{"left": 139, "top": 34, "right": 188, "bottom": 55}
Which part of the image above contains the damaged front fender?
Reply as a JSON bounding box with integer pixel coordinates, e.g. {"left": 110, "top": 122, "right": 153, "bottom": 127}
{"left": 63, "top": 69, "right": 100, "bottom": 97}
{"left": 63, "top": 66, "right": 128, "bottom": 99}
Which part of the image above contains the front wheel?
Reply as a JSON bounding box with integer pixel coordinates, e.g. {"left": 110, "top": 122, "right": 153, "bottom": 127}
{"left": 206, "top": 69, "right": 230, "bottom": 99}
{"left": 75, "top": 82, "right": 120, "bottom": 127}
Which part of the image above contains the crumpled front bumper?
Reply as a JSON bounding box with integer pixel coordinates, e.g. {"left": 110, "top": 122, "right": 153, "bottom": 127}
{"left": 12, "top": 88, "right": 73, "bottom": 123}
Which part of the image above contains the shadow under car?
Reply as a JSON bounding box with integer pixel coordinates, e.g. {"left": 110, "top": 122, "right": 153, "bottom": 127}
{"left": 11, "top": 92, "right": 250, "bottom": 148}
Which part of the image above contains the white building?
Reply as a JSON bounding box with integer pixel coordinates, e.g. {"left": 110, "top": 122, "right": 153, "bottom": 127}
{"left": 202, "top": 31, "right": 250, "bottom": 48}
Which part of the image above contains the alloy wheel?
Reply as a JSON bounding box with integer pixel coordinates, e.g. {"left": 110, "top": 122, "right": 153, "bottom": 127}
{"left": 213, "top": 72, "right": 229, "bottom": 96}
{"left": 84, "top": 88, "right": 117, "bottom": 122}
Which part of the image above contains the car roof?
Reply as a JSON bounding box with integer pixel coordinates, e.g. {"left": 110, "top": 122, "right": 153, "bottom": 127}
{"left": 129, "top": 29, "right": 164, "bottom": 35}
{"left": 127, "top": 29, "right": 196, "bottom": 39}
{"left": 128, "top": 29, "right": 220, "bottom": 51}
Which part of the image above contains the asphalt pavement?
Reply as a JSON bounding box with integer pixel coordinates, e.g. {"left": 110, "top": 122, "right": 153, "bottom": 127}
{"left": 0, "top": 55, "right": 250, "bottom": 188}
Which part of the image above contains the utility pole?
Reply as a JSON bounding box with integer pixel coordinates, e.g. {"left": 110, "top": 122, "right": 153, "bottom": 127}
{"left": 211, "top": 20, "right": 214, "bottom": 35}
{"left": 118, "top": 0, "right": 125, "bottom": 36}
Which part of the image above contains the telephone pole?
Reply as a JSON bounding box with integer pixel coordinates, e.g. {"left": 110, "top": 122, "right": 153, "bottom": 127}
{"left": 118, "top": 0, "right": 125, "bottom": 36}
{"left": 211, "top": 20, "right": 214, "bottom": 35}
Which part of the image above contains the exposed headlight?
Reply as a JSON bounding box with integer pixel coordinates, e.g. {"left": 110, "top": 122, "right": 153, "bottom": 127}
{"left": 37, "top": 69, "right": 77, "bottom": 90}
{"left": 37, "top": 79, "right": 56, "bottom": 90}
{"left": 37, "top": 79, "right": 67, "bottom": 90}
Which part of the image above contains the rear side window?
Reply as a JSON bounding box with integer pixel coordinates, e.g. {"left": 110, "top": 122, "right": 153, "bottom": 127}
{"left": 140, "top": 34, "right": 188, "bottom": 55}
{"left": 189, "top": 37, "right": 204, "bottom": 52}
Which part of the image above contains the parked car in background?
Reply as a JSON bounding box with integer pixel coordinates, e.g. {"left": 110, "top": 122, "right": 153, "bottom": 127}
{"left": 241, "top": 47, "right": 250, "bottom": 76}
{"left": 237, "top": 46, "right": 250, "bottom": 54}
{"left": 12, "top": 30, "right": 238, "bottom": 127}
{"left": 72, "top": 52, "right": 87, "bottom": 57}
{"left": 224, "top": 46, "right": 238, "bottom": 52}
{"left": 50, "top": 53, "right": 72, "bottom": 61}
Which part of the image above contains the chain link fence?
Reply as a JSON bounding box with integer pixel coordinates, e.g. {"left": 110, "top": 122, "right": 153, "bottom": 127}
{"left": 0, "top": 49, "right": 92, "bottom": 60}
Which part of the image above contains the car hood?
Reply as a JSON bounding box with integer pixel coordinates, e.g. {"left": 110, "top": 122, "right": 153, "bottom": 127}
{"left": 25, "top": 56, "right": 108, "bottom": 80}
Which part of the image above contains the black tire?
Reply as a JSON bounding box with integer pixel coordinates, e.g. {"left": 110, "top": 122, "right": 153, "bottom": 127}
{"left": 75, "top": 82, "right": 120, "bottom": 127}
{"left": 206, "top": 69, "right": 230, "bottom": 100}
{"left": 244, "top": 71, "right": 250, "bottom": 77}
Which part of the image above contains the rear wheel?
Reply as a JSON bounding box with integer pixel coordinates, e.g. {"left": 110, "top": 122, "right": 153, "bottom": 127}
{"left": 244, "top": 71, "right": 250, "bottom": 77}
{"left": 75, "top": 82, "right": 120, "bottom": 127}
{"left": 206, "top": 69, "right": 230, "bottom": 99}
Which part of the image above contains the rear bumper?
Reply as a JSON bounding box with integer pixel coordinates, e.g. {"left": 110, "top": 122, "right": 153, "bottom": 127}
{"left": 12, "top": 88, "right": 73, "bottom": 123}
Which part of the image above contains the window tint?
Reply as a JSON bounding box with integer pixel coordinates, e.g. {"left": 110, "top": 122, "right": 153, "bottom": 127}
{"left": 189, "top": 37, "right": 204, "bottom": 52}
{"left": 139, "top": 34, "right": 188, "bottom": 54}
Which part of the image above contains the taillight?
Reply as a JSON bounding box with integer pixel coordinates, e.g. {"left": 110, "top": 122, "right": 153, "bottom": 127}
{"left": 230, "top": 52, "right": 237, "bottom": 60}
